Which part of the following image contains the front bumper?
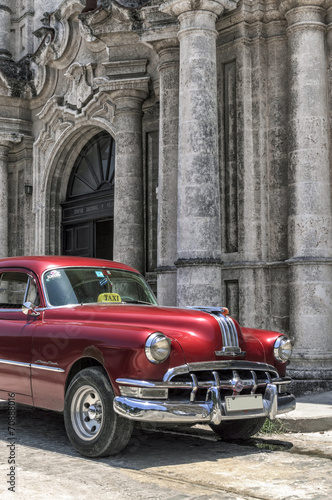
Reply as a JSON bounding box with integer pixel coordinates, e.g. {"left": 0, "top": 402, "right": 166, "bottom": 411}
{"left": 114, "top": 384, "right": 295, "bottom": 425}
{"left": 113, "top": 360, "right": 296, "bottom": 425}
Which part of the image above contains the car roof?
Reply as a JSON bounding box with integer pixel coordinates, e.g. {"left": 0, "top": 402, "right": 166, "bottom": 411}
{"left": 0, "top": 256, "right": 139, "bottom": 276}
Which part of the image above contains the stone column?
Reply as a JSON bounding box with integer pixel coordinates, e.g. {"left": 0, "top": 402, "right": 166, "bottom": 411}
{"left": 162, "top": 0, "right": 236, "bottom": 307}
{"left": 280, "top": 0, "right": 332, "bottom": 389}
{"left": 155, "top": 41, "right": 180, "bottom": 306}
{"left": 0, "top": 134, "right": 22, "bottom": 258}
{"left": 0, "top": 1, "right": 12, "bottom": 60}
{"left": 111, "top": 88, "right": 148, "bottom": 273}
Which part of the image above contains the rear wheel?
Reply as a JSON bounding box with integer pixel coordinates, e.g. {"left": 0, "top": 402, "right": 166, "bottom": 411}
{"left": 64, "top": 367, "right": 133, "bottom": 457}
{"left": 210, "top": 417, "right": 266, "bottom": 439}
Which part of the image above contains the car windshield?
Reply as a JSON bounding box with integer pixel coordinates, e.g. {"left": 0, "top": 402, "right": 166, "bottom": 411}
{"left": 43, "top": 267, "right": 157, "bottom": 307}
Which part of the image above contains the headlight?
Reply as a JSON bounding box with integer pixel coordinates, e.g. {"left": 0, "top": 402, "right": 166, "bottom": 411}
{"left": 274, "top": 336, "right": 292, "bottom": 362}
{"left": 145, "top": 333, "right": 171, "bottom": 364}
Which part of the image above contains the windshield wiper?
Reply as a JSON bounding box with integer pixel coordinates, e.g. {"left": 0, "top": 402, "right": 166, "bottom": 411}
{"left": 121, "top": 300, "right": 154, "bottom": 305}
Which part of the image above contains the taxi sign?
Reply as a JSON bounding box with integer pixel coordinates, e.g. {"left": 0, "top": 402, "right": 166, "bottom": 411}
{"left": 97, "top": 293, "right": 121, "bottom": 303}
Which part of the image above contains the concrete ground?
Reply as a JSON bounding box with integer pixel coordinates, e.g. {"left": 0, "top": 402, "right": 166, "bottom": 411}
{"left": 278, "top": 390, "right": 332, "bottom": 432}
{"left": 0, "top": 392, "right": 331, "bottom": 500}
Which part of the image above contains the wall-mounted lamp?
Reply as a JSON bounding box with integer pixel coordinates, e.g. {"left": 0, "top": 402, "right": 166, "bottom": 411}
{"left": 25, "top": 184, "right": 33, "bottom": 195}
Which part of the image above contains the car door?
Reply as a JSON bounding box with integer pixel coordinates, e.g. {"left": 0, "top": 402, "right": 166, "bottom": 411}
{"left": 0, "top": 269, "right": 41, "bottom": 403}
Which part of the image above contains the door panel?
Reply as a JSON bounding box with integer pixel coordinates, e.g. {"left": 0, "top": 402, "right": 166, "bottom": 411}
{"left": 63, "top": 222, "right": 94, "bottom": 257}
{"left": 0, "top": 312, "right": 34, "bottom": 397}
{"left": 95, "top": 219, "right": 113, "bottom": 260}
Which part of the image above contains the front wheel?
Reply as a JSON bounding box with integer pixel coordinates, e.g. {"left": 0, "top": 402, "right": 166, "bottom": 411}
{"left": 210, "top": 417, "right": 266, "bottom": 439}
{"left": 64, "top": 367, "right": 134, "bottom": 457}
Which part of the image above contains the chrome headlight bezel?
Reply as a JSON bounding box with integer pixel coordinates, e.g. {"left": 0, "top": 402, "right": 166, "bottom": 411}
{"left": 274, "top": 335, "right": 292, "bottom": 363}
{"left": 145, "top": 332, "right": 171, "bottom": 364}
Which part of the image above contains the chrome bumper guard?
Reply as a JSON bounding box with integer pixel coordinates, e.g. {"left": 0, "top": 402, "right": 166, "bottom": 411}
{"left": 114, "top": 385, "right": 295, "bottom": 424}
{"left": 113, "top": 360, "right": 296, "bottom": 425}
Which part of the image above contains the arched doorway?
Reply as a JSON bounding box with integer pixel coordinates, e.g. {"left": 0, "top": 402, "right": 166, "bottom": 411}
{"left": 61, "top": 131, "right": 115, "bottom": 259}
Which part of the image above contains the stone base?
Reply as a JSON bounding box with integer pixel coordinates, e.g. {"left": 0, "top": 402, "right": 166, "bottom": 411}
{"left": 288, "top": 365, "right": 332, "bottom": 396}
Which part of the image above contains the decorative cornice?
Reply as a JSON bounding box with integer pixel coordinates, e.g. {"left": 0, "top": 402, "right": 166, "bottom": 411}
{"left": 95, "top": 76, "right": 150, "bottom": 96}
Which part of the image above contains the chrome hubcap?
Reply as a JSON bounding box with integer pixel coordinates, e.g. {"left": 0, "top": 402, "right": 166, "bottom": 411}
{"left": 71, "top": 385, "right": 104, "bottom": 441}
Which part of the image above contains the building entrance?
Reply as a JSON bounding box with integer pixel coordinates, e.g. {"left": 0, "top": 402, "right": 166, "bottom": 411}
{"left": 61, "top": 131, "right": 115, "bottom": 259}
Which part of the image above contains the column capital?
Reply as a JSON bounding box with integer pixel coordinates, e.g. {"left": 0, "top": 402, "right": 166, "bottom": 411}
{"left": 278, "top": 0, "right": 327, "bottom": 29}
{"left": 278, "top": 0, "right": 327, "bottom": 14}
{"left": 161, "top": 0, "right": 238, "bottom": 19}
{"left": 0, "top": 133, "right": 22, "bottom": 152}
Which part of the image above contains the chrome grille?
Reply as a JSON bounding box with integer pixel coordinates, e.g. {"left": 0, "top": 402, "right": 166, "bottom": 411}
{"left": 167, "top": 364, "right": 289, "bottom": 403}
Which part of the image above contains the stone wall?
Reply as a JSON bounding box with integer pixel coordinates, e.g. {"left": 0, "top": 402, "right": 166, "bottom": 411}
{"left": 0, "top": 0, "right": 331, "bottom": 393}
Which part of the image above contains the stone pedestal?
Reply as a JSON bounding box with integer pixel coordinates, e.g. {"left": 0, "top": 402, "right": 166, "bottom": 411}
{"left": 0, "top": 134, "right": 22, "bottom": 258}
{"left": 0, "top": 1, "right": 12, "bottom": 59}
{"left": 111, "top": 89, "right": 148, "bottom": 273}
{"left": 156, "top": 41, "right": 179, "bottom": 306}
{"left": 162, "top": 0, "right": 235, "bottom": 306}
{"left": 280, "top": 0, "right": 332, "bottom": 388}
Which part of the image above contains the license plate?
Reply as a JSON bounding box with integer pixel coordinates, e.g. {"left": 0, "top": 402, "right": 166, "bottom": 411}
{"left": 225, "top": 394, "right": 263, "bottom": 412}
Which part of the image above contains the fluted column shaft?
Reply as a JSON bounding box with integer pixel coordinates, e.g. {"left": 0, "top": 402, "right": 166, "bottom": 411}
{"left": 280, "top": 0, "right": 332, "bottom": 380}
{"left": 0, "top": 1, "right": 12, "bottom": 59}
{"left": 162, "top": 0, "right": 234, "bottom": 306}
{"left": 0, "top": 144, "right": 10, "bottom": 258}
{"left": 0, "top": 134, "right": 22, "bottom": 258}
{"left": 112, "top": 90, "right": 147, "bottom": 273}
{"left": 156, "top": 42, "right": 180, "bottom": 306}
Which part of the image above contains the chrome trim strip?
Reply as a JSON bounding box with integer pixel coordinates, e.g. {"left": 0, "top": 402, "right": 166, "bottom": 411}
{"left": 187, "top": 306, "right": 241, "bottom": 351}
{"left": 0, "top": 358, "right": 30, "bottom": 368}
{"left": 186, "top": 360, "right": 279, "bottom": 375}
{"left": 31, "top": 363, "right": 65, "bottom": 373}
{"left": 0, "top": 358, "right": 64, "bottom": 372}
{"left": 116, "top": 373, "right": 289, "bottom": 392}
{"left": 215, "top": 349, "right": 246, "bottom": 357}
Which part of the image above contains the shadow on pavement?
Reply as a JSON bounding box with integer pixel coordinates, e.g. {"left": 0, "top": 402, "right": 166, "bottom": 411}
{"left": 0, "top": 403, "right": 293, "bottom": 471}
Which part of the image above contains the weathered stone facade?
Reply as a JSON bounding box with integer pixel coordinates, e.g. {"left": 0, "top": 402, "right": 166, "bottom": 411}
{"left": 0, "top": 0, "right": 332, "bottom": 393}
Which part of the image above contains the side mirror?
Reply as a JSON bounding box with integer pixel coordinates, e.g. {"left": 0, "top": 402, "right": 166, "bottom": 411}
{"left": 22, "top": 301, "right": 40, "bottom": 317}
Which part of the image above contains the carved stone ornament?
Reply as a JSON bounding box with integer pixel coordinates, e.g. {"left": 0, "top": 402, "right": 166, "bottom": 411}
{"left": 64, "top": 62, "right": 96, "bottom": 110}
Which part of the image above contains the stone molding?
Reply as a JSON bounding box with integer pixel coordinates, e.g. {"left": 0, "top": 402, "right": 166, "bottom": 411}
{"left": 161, "top": 0, "right": 238, "bottom": 18}
{"left": 95, "top": 74, "right": 150, "bottom": 116}
{"left": 103, "top": 59, "right": 148, "bottom": 78}
{"left": 156, "top": 266, "right": 177, "bottom": 273}
{"left": 0, "top": 133, "right": 23, "bottom": 151}
{"left": 174, "top": 258, "right": 224, "bottom": 267}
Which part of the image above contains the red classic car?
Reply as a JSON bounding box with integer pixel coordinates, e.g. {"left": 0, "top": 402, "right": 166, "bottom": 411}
{"left": 0, "top": 256, "right": 295, "bottom": 457}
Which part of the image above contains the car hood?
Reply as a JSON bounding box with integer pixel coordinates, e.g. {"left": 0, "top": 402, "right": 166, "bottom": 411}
{"left": 44, "top": 303, "right": 247, "bottom": 363}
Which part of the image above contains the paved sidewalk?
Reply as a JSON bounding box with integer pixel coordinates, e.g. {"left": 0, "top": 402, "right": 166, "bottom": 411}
{"left": 1, "top": 390, "right": 331, "bottom": 434}
{"left": 279, "top": 391, "right": 332, "bottom": 432}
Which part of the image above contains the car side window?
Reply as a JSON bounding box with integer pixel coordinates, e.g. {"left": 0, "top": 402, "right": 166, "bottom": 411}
{"left": 0, "top": 272, "right": 39, "bottom": 309}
